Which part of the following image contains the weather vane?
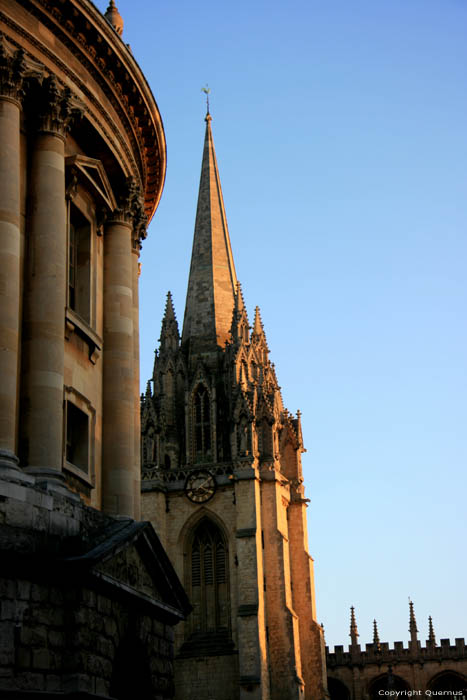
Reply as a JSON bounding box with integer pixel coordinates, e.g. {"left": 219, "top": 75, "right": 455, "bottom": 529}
{"left": 201, "top": 84, "right": 210, "bottom": 114}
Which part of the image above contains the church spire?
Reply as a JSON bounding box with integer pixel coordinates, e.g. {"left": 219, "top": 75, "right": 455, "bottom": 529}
{"left": 181, "top": 113, "right": 238, "bottom": 354}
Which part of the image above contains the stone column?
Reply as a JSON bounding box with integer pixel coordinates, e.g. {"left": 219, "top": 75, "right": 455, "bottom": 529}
{"left": 132, "top": 238, "right": 141, "bottom": 520}
{"left": 102, "top": 181, "right": 140, "bottom": 518}
{"left": 0, "top": 42, "right": 25, "bottom": 473}
{"left": 23, "top": 77, "right": 80, "bottom": 481}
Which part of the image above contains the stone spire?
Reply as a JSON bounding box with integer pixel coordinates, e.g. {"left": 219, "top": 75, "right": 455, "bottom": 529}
{"left": 349, "top": 606, "right": 359, "bottom": 646}
{"left": 181, "top": 113, "right": 238, "bottom": 355}
{"left": 105, "top": 0, "right": 124, "bottom": 36}
{"left": 428, "top": 615, "right": 436, "bottom": 647}
{"left": 373, "top": 619, "right": 381, "bottom": 652}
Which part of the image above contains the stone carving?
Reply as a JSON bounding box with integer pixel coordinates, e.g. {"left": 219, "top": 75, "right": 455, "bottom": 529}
{"left": 0, "top": 33, "right": 26, "bottom": 101}
{"left": 35, "top": 75, "right": 84, "bottom": 136}
{"left": 96, "top": 544, "right": 163, "bottom": 601}
{"left": 110, "top": 175, "right": 147, "bottom": 243}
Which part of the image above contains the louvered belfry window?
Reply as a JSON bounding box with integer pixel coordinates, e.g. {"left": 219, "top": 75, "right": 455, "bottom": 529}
{"left": 190, "top": 520, "right": 229, "bottom": 635}
{"left": 193, "top": 385, "right": 211, "bottom": 459}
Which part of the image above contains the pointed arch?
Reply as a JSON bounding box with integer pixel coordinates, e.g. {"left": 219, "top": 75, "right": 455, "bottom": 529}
{"left": 184, "top": 516, "right": 231, "bottom": 640}
{"left": 192, "top": 383, "right": 212, "bottom": 462}
{"left": 368, "top": 673, "right": 410, "bottom": 700}
{"left": 427, "top": 671, "right": 466, "bottom": 694}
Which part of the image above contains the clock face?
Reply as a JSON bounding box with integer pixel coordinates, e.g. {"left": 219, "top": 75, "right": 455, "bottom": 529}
{"left": 185, "top": 470, "right": 216, "bottom": 503}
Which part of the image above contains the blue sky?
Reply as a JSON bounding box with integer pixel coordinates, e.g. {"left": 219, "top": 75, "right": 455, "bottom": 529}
{"left": 96, "top": 0, "right": 467, "bottom": 648}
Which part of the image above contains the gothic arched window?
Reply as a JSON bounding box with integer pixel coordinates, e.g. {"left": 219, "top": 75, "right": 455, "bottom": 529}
{"left": 189, "top": 520, "right": 230, "bottom": 637}
{"left": 193, "top": 385, "right": 211, "bottom": 460}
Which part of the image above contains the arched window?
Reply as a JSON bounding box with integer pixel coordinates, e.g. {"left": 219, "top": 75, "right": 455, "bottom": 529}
{"left": 193, "top": 385, "right": 211, "bottom": 460}
{"left": 368, "top": 673, "right": 410, "bottom": 700}
{"left": 428, "top": 672, "right": 466, "bottom": 700}
{"left": 189, "top": 520, "right": 230, "bottom": 637}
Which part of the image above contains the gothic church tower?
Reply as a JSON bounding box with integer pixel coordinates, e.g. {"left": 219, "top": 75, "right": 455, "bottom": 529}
{"left": 141, "top": 112, "right": 328, "bottom": 700}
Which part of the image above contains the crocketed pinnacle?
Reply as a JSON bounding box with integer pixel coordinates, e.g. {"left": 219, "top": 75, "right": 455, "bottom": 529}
{"left": 428, "top": 616, "right": 436, "bottom": 646}
{"left": 409, "top": 599, "right": 419, "bottom": 645}
{"left": 350, "top": 606, "right": 359, "bottom": 646}
{"left": 159, "top": 291, "right": 180, "bottom": 354}
{"left": 373, "top": 619, "right": 381, "bottom": 651}
{"left": 230, "top": 282, "right": 249, "bottom": 345}
{"left": 182, "top": 113, "right": 238, "bottom": 353}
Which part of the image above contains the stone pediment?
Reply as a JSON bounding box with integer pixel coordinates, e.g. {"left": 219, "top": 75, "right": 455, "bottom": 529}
{"left": 64, "top": 519, "right": 191, "bottom": 623}
{"left": 94, "top": 540, "right": 163, "bottom": 603}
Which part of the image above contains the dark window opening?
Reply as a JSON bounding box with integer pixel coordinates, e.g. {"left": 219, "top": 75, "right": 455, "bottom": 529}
{"left": 194, "top": 386, "right": 211, "bottom": 459}
{"left": 66, "top": 401, "right": 89, "bottom": 473}
{"left": 69, "top": 203, "right": 91, "bottom": 323}
{"left": 190, "top": 520, "right": 229, "bottom": 635}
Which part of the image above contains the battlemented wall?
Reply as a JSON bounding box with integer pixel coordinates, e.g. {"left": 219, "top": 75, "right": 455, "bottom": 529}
{"left": 327, "top": 637, "right": 467, "bottom": 700}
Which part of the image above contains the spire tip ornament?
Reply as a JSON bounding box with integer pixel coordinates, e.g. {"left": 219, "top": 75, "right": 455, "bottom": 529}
{"left": 201, "top": 84, "right": 211, "bottom": 120}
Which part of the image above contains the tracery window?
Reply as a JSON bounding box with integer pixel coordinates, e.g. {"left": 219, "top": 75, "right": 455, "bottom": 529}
{"left": 189, "top": 520, "right": 229, "bottom": 636}
{"left": 193, "top": 385, "right": 211, "bottom": 460}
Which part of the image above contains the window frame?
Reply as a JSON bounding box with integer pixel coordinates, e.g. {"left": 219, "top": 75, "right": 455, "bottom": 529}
{"left": 63, "top": 386, "right": 96, "bottom": 487}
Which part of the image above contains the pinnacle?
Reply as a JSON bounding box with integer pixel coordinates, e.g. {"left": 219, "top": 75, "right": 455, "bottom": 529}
{"left": 428, "top": 616, "right": 436, "bottom": 646}
{"left": 350, "top": 606, "right": 359, "bottom": 645}
{"left": 373, "top": 620, "right": 381, "bottom": 650}
{"left": 235, "top": 282, "right": 246, "bottom": 311}
{"left": 409, "top": 599, "right": 418, "bottom": 632}
{"left": 163, "top": 291, "right": 177, "bottom": 322}
{"left": 409, "top": 599, "right": 419, "bottom": 646}
{"left": 253, "top": 306, "right": 263, "bottom": 335}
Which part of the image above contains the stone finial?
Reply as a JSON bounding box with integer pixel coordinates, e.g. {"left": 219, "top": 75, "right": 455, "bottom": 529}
{"left": 350, "top": 606, "right": 359, "bottom": 646}
{"left": 373, "top": 619, "right": 381, "bottom": 652}
{"left": 428, "top": 615, "right": 436, "bottom": 646}
{"left": 105, "top": 0, "right": 124, "bottom": 36}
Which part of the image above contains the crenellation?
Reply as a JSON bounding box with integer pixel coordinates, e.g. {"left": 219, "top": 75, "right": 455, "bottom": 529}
{"left": 327, "top": 606, "right": 467, "bottom": 700}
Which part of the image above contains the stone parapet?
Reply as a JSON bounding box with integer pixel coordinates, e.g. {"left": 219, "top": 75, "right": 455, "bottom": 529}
{"left": 326, "top": 638, "right": 467, "bottom": 667}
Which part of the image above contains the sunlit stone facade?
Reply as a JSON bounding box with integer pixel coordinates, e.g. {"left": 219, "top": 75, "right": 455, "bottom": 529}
{"left": 0, "top": 1, "right": 189, "bottom": 697}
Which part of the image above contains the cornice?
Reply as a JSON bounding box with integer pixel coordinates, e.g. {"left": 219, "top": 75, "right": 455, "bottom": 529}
{"left": 0, "top": 0, "right": 166, "bottom": 223}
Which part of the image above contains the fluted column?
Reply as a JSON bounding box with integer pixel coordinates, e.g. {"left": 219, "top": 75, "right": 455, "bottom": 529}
{"left": 0, "top": 40, "right": 25, "bottom": 472}
{"left": 102, "top": 180, "right": 143, "bottom": 518}
{"left": 23, "top": 77, "right": 80, "bottom": 479}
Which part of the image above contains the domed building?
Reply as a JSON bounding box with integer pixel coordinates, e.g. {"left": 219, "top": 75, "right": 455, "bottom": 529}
{"left": 0, "top": 0, "right": 189, "bottom": 697}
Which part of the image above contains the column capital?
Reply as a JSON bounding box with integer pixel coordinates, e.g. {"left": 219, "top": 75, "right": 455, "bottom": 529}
{"left": 0, "top": 33, "right": 43, "bottom": 105}
{"left": 0, "top": 33, "right": 26, "bottom": 103}
{"left": 33, "top": 75, "right": 84, "bottom": 138}
{"left": 108, "top": 176, "right": 148, "bottom": 245}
